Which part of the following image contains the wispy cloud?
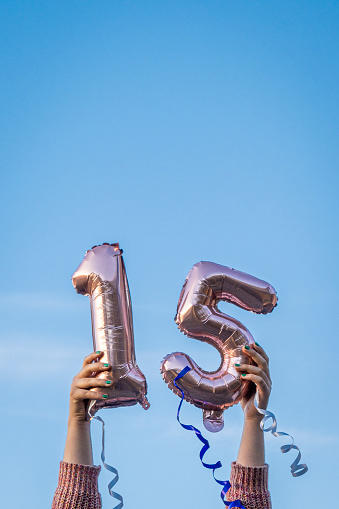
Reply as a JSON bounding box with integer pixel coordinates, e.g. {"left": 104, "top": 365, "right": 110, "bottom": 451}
{"left": 0, "top": 292, "right": 84, "bottom": 311}
{"left": 0, "top": 335, "right": 82, "bottom": 379}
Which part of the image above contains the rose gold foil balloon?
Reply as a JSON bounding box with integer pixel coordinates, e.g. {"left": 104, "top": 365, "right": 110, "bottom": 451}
{"left": 161, "top": 262, "right": 277, "bottom": 432}
{"left": 72, "top": 243, "right": 150, "bottom": 416}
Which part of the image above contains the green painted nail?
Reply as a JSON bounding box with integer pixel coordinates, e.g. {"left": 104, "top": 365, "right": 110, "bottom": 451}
{"left": 255, "top": 342, "right": 260, "bottom": 347}
{"left": 96, "top": 351, "right": 101, "bottom": 354}
{"left": 104, "top": 363, "right": 109, "bottom": 367}
{"left": 106, "top": 380, "right": 112, "bottom": 385}
{"left": 235, "top": 363, "right": 241, "bottom": 367}
{"left": 241, "top": 373, "right": 247, "bottom": 377}
{"left": 244, "top": 345, "right": 250, "bottom": 350}
{"left": 103, "top": 394, "right": 108, "bottom": 399}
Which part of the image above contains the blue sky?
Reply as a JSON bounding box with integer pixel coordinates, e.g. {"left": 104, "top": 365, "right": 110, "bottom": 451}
{"left": 1, "top": 1, "right": 338, "bottom": 508}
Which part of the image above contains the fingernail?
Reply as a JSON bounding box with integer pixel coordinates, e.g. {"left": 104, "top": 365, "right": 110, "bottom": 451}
{"left": 235, "top": 363, "right": 241, "bottom": 367}
{"left": 105, "top": 380, "right": 112, "bottom": 385}
{"left": 96, "top": 351, "right": 101, "bottom": 354}
{"left": 104, "top": 363, "right": 109, "bottom": 367}
{"left": 255, "top": 342, "right": 260, "bottom": 347}
{"left": 244, "top": 345, "right": 250, "bottom": 350}
{"left": 241, "top": 373, "right": 247, "bottom": 377}
{"left": 103, "top": 394, "right": 108, "bottom": 399}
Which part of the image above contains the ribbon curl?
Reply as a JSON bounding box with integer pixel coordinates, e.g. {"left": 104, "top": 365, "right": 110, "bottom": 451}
{"left": 174, "top": 367, "right": 245, "bottom": 508}
{"left": 89, "top": 401, "right": 124, "bottom": 509}
{"left": 254, "top": 392, "right": 308, "bottom": 477}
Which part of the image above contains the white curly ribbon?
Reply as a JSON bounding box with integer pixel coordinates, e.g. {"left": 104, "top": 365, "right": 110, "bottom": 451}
{"left": 254, "top": 391, "right": 308, "bottom": 477}
{"left": 88, "top": 401, "right": 124, "bottom": 508}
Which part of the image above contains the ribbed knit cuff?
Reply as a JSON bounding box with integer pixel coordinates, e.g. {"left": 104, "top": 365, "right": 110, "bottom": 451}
{"left": 226, "top": 461, "right": 271, "bottom": 509}
{"left": 51, "top": 461, "right": 102, "bottom": 509}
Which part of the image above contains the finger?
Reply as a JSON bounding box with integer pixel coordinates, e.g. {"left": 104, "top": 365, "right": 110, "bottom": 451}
{"left": 78, "top": 362, "right": 111, "bottom": 379}
{"left": 240, "top": 373, "right": 270, "bottom": 407}
{"left": 252, "top": 342, "right": 269, "bottom": 364}
{"left": 242, "top": 345, "right": 270, "bottom": 379}
{"left": 82, "top": 351, "right": 104, "bottom": 368}
{"left": 253, "top": 343, "right": 271, "bottom": 383}
{"left": 234, "top": 364, "right": 271, "bottom": 388}
{"left": 75, "top": 378, "right": 114, "bottom": 390}
{"left": 71, "top": 388, "right": 109, "bottom": 401}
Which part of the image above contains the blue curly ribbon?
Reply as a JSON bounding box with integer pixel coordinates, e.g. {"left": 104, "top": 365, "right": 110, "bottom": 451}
{"left": 89, "top": 402, "right": 124, "bottom": 509}
{"left": 173, "top": 367, "right": 245, "bottom": 508}
{"left": 254, "top": 392, "right": 308, "bottom": 477}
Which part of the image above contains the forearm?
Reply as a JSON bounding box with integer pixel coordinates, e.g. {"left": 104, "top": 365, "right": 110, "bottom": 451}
{"left": 63, "top": 419, "right": 94, "bottom": 466}
{"left": 228, "top": 415, "right": 270, "bottom": 509}
{"left": 228, "top": 419, "right": 271, "bottom": 509}
{"left": 236, "top": 417, "right": 265, "bottom": 467}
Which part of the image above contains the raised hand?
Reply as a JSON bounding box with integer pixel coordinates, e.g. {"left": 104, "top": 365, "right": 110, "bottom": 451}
{"left": 235, "top": 343, "right": 271, "bottom": 422}
{"left": 68, "top": 351, "right": 113, "bottom": 424}
{"left": 63, "top": 351, "right": 113, "bottom": 466}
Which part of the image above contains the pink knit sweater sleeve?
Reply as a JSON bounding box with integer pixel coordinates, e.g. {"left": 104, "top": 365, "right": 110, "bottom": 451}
{"left": 51, "top": 461, "right": 102, "bottom": 509}
{"left": 226, "top": 462, "right": 272, "bottom": 509}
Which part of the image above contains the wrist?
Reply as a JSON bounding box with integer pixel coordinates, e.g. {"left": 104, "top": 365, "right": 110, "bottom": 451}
{"left": 67, "top": 417, "right": 91, "bottom": 429}
{"left": 243, "top": 414, "right": 263, "bottom": 427}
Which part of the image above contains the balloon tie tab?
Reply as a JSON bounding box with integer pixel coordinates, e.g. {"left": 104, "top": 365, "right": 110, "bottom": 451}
{"left": 173, "top": 367, "right": 245, "bottom": 508}
{"left": 254, "top": 391, "right": 308, "bottom": 477}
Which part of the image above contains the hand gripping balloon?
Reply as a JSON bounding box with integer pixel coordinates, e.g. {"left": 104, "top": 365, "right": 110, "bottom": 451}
{"left": 161, "top": 261, "right": 277, "bottom": 432}
{"left": 72, "top": 243, "right": 150, "bottom": 416}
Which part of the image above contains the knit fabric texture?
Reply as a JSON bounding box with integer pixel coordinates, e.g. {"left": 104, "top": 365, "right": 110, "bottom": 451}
{"left": 52, "top": 461, "right": 271, "bottom": 509}
{"left": 51, "top": 461, "right": 102, "bottom": 509}
{"left": 226, "top": 461, "right": 272, "bottom": 509}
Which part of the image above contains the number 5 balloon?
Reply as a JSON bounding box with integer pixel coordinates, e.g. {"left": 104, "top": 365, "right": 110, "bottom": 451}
{"left": 160, "top": 261, "right": 277, "bottom": 432}
{"left": 72, "top": 243, "right": 150, "bottom": 416}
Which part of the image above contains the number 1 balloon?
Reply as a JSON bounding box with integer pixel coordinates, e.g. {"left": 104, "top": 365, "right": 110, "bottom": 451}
{"left": 161, "top": 261, "right": 277, "bottom": 432}
{"left": 72, "top": 243, "right": 150, "bottom": 416}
